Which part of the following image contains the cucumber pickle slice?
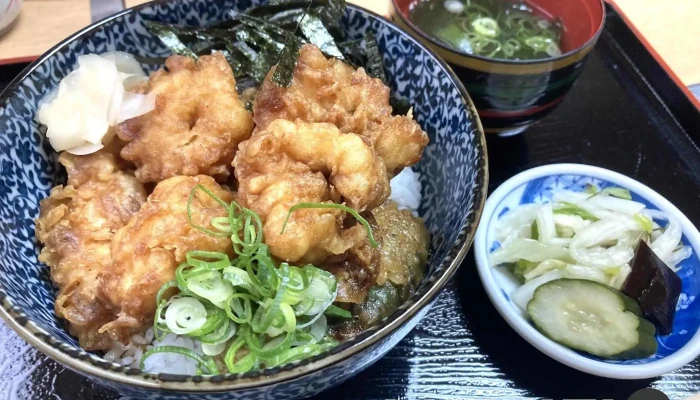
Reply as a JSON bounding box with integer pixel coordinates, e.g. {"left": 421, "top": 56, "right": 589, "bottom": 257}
{"left": 527, "top": 278, "right": 657, "bottom": 359}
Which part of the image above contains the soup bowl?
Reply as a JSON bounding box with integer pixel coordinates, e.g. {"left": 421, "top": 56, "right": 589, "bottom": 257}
{"left": 0, "top": 0, "right": 488, "bottom": 399}
{"left": 391, "top": 0, "right": 605, "bottom": 136}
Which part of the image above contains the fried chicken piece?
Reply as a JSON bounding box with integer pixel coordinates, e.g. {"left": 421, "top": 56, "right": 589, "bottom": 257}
{"left": 98, "top": 176, "right": 233, "bottom": 335}
{"left": 234, "top": 119, "right": 390, "bottom": 264}
{"left": 323, "top": 213, "right": 381, "bottom": 303}
{"left": 253, "top": 44, "right": 429, "bottom": 174}
{"left": 117, "top": 53, "right": 254, "bottom": 183}
{"left": 35, "top": 151, "right": 146, "bottom": 350}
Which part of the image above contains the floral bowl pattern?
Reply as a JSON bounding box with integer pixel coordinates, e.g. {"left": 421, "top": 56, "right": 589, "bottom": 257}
{"left": 0, "top": 0, "right": 488, "bottom": 398}
{"left": 475, "top": 164, "right": 700, "bottom": 379}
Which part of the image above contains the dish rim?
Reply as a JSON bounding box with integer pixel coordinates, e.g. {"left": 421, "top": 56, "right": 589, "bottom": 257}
{"left": 389, "top": 0, "right": 606, "bottom": 67}
{"left": 474, "top": 163, "right": 700, "bottom": 380}
{"left": 0, "top": 0, "right": 489, "bottom": 392}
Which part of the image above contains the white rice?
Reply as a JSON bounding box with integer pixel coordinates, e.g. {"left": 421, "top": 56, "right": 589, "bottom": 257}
{"left": 108, "top": 168, "right": 423, "bottom": 373}
{"left": 106, "top": 328, "right": 202, "bottom": 374}
{"left": 389, "top": 167, "right": 422, "bottom": 215}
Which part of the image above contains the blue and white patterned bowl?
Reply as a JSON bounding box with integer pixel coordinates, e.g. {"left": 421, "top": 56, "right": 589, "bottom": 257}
{"left": 0, "top": 1, "right": 488, "bottom": 398}
{"left": 474, "top": 164, "right": 700, "bottom": 379}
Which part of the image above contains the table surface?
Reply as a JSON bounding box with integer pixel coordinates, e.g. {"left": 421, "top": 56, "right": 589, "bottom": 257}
{"left": 1, "top": 0, "right": 700, "bottom": 87}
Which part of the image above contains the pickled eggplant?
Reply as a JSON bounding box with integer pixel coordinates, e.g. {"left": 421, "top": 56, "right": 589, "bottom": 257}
{"left": 329, "top": 200, "right": 430, "bottom": 339}
{"left": 622, "top": 240, "right": 682, "bottom": 335}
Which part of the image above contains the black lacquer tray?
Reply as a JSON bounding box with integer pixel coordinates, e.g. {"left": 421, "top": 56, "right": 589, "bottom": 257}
{"left": 1, "top": 3, "right": 699, "bottom": 399}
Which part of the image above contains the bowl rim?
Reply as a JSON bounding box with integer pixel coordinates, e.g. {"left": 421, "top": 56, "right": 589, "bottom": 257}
{"left": 0, "top": 0, "right": 489, "bottom": 392}
{"left": 390, "top": 0, "right": 606, "bottom": 66}
{"left": 474, "top": 163, "right": 700, "bottom": 380}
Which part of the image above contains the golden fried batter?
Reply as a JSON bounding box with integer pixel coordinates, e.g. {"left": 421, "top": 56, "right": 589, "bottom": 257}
{"left": 35, "top": 151, "right": 146, "bottom": 350}
{"left": 117, "top": 53, "right": 254, "bottom": 183}
{"left": 234, "top": 119, "right": 390, "bottom": 264}
{"left": 98, "top": 176, "right": 233, "bottom": 335}
{"left": 323, "top": 214, "right": 381, "bottom": 304}
{"left": 372, "top": 200, "right": 430, "bottom": 287}
{"left": 253, "top": 44, "right": 429, "bottom": 174}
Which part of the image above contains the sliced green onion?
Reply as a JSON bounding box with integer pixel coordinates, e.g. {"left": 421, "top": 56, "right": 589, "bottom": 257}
{"left": 153, "top": 280, "right": 178, "bottom": 341}
{"left": 293, "top": 330, "right": 318, "bottom": 346}
{"left": 185, "top": 307, "right": 226, "bottom": 338}
{"left": 156, "top": 280, "right": 178, "bottom": 305}
{"left": 225, "top": 335, "right": 256, "bottom": 374}
{"left": 524, "top": 36, "right": 550, "bottom": 52}
{"left": 225, "top": 293, "right": 256, "bottom": 324}
{"left": 251, "top": 264, "right": 291, "bottom": 333}
{"left": 176, "top": 263, "right": 210, "bottom": 292}
{"left": 246, "top": 329, "right": 294, "bottom": 359}
{"left": 140, "top": 345, "right": 219, "bottom": 375}
{"left": 280, "top": 202, "right": 378, "bottom": 248}
{"left": 164, "top": 297, "right": 207, "bottom": 335}
{"left": 307, "top": 314, "right": 327, "bottom": 343}
{"left": 471, "top": 17, "right": 500, "bottom": 38}
{"left": 154, "top": 190, "right": 344, "bottom": 375}
{"left": 198, "top": 315, "right": 232, "bottom": 343}
{"left": 187, "top": 184, "right": 231, "bottom": 237}
{"left": 201, "top": 341, "right": 228, "bottom": 356}
{"left": 222, "top": 266, "right": 258, "bottom": 295}
{"left": 264, "top": 341, "right": 335, "bottom": 368}
{"left": 279, "top": 264, "right": 309, "bottom": 305}
{"left": 210, "top": 216, "right": 233, "bottom": 233}
{"left": 187, "top": 271, "right": 234, "bottom": 309}
{"left": 186, "top": 251, "right": 231, "bottom": 270}
{"left": 278, "top": 302, "right": 297, "bottom": 332}
{"left": 294, "top": 266, "right": 336, "bottom": 322}
{"left": 324, "top": 304, "right": 352, "bottom": 319}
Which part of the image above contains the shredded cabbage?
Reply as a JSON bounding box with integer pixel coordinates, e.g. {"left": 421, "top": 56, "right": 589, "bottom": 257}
{"left": 492, "top": 185, "right": 691, "bottom": 311}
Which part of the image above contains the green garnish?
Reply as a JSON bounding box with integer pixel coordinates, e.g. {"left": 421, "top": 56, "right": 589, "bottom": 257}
{"left": 143, "top": 186, "right": 374, "bottom": 375}
{"left": 602, "top": 187, "right": 633, "bottom": 200}
{"left": 471, "top": 17, "right": 500, "bottom": 38}
{"left": 410, "top": 0, "right": 562, "bottom": 60}
{"left": 510, "top": 259, "right": 538, "bottom": 283}
{"left": 324, "top": 304, "right": 352, "bottom": 319}
{"left": 280, "top": 202, "right": 379, "bottom": 248}
{"left": 553, "top": 202, "right": 599, "bottom": 221}
{"left": 530, "top": 220, "right": 539, "bottom": 241}
{"left": 586, "top": 185, "right": 632, "bottom": 201}
{"left": 634, "top": 213, "right": 654, "bottom": 233}
{"left": 583, "top": 184, "right": 599, "bottom": 195}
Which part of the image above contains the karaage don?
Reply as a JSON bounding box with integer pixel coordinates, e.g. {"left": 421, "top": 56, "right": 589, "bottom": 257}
{"left": 35, "top": 151, "right": 147, "bottom": 350}
{"left": 117, "top": 53, "right": 254, "bottom": 183}
{"left": 33, "top": 33, "right": 431, "bottom": 372}
{"left": 98, "top": 175, "right": 233, "bottom": 335}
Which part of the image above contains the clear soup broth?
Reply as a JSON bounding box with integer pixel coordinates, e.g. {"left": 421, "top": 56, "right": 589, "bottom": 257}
{"left": 410, "top": 0, "right": 564, "bottom": 61}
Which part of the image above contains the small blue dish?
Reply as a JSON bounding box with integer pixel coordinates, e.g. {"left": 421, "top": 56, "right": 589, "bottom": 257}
{"left": 475, "top": 164, "right": 700, "bottom": 379}
{"left": 0, "top": 0, "right": 488, "bottom": 398}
